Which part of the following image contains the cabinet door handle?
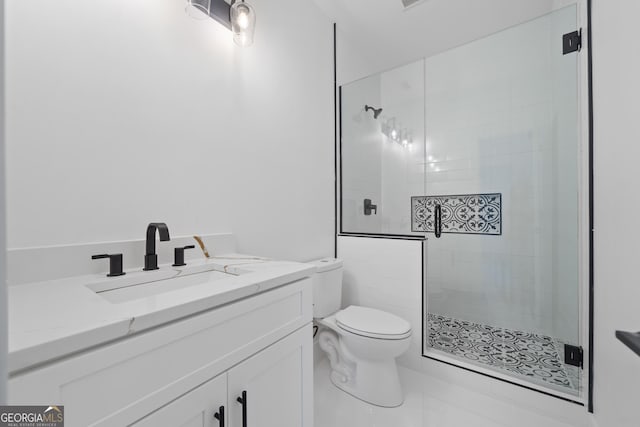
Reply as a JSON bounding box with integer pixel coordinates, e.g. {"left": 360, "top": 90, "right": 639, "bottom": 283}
{"left": 237, "top": 390, "right": 247, "bottom": 427}
{"left": 214, "top": 405, "right": 225, "bottom": 427}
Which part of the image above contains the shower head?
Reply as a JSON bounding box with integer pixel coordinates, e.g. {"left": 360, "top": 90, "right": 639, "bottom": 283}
{"left": 365, "top": 105, "right": 383, "bottom": 119}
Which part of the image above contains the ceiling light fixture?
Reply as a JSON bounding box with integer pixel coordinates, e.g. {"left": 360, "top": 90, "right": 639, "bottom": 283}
{"left": 186, "top": 0, "right": 256, "bottom": 47}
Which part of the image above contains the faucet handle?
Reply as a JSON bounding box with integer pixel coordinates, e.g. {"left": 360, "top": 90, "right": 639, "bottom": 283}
{"left": 92, "top": 253, "right": 126, "bottom": 277}
{"left": 173, "top": 245, "right": 196, "bottom": 267}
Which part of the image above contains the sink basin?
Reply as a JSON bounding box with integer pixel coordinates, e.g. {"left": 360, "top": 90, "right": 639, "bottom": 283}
{"left": 86, "top": 264, "right": 246, "bottom": 304}
{"left": 173, "top": 262, "right": 251, "bottom": 276}
{"left": 87, "top": 269, "right": 179, "bottom": 294}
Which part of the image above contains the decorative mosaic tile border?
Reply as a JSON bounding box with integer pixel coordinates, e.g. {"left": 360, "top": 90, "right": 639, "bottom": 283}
{"left": 411, "top": 193, "right": 502, "bottom": 235}
{"left": 426, "top": 313, "right": 580, "bottom": 393}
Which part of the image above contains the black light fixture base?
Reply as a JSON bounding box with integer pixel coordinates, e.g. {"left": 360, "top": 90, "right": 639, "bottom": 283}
{"left": 188, "top": 0, "right": 231, "bottom": 28}
{"left": 209, "top": 0, "right": 233, "bottom": 29}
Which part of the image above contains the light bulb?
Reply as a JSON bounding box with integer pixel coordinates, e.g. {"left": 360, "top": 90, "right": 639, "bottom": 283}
{"left": 237, "top": 11, "right": 249, "bottom": 29}
{"left": 231, "top": 1, "right": 256, "bottom": 47}
{"left": 391, "top": 129, "right": 397, "bottom": 140}
{"left": 382, "top": 120, "right": 392, "bottom": 138}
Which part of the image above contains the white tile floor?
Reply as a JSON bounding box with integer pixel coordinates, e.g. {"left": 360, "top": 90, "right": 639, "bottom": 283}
{"left": 314, "top": 357, "right": 590, "bottom": 427}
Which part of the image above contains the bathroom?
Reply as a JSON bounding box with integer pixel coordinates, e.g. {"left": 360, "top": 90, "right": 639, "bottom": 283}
{"left": 0, "top": 0, "right": 639, "bottom": 426}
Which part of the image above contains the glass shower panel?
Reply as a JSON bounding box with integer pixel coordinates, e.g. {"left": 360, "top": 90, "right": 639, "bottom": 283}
{"left": 341, "top": 60, "right": 425, "bottom": 235}
{"left": 423, "top": 6, "right": 581, "bottom": 397}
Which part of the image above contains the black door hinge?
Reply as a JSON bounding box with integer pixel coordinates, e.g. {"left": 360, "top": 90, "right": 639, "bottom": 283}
{"left": 564, "top": 344, "right": 584, "bottom": 368}
{"left": 563, "top": 29, "right": 582, "bottom": 55}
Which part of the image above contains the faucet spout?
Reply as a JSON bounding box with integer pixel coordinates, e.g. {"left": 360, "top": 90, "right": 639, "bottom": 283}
{"left": 146, "top": 223, "right": 170, "bottom": 255}
{"left": 144, "top": 222, "right": 171, "bottom": 271}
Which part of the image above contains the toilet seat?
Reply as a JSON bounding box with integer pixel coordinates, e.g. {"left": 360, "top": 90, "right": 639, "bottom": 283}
{"left": 335, "top": 306, "right": 411, "bottom": 340}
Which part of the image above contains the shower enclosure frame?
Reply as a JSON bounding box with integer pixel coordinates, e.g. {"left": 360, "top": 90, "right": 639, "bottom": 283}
{"left": 333, "top": 0, "right": 594, "bottom": 410}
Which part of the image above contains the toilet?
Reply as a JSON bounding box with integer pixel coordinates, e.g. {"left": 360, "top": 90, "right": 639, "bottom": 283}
{"left": 310, "top": 258, "right": 412, "bottom": 408}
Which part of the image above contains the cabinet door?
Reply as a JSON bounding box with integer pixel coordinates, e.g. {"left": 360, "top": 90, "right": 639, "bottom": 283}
{"left": 228, "top": 325, "right": 313, "bottom": 427}
{"left": 131, "top": 373, "right": 227, "bottom": 427}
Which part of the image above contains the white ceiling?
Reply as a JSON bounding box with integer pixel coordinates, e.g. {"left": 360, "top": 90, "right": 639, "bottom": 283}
{"left": 314, "top": 0, "right": 576, "bottom": 79}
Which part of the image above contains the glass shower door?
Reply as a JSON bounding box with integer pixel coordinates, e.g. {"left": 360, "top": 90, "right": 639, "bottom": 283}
{"left": 422, "top": 5, "right": 583, "bottom": 398}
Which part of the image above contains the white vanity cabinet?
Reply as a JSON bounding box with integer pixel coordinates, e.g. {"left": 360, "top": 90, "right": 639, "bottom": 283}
{"left": 132, "top": 327, "right": 311, "bottom": 427}
{"left": 132, "top": 372, "right": 227, "bottom": 427}
{"left": 9, "top": 277, "right": 313, "bottom": 427}
{"left": 227, "top": 326, "right": 312, "bottom": 427}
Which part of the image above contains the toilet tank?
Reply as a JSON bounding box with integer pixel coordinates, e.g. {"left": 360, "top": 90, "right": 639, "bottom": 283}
{"left": 309, "top": 258, "right": 343, "bottom": 318}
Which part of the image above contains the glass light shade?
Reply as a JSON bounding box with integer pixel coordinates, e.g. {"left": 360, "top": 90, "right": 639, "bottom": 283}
{"left": 389, "top": 118, "right": 399, "bottom": 141}
{"left": 231, "top": 1, "right": 256, "bottom": 47}
{"left": 381, "top": 118, "right": 390, "bottom": 138}
{"left": 185, "top": 0, "right": 211, "bottom": 19}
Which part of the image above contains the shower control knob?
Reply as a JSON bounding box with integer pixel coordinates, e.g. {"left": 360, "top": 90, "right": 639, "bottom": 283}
{"left": 364, "top": 198, "right": 377, "bottom": 215}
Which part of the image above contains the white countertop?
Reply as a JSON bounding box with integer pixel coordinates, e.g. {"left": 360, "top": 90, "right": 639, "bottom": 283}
{"left": 8, "top": 255, "right": 315, "bottom": 373}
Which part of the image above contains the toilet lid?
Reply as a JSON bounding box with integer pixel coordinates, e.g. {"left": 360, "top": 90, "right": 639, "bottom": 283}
{"left": 336, "top": 306, "right": 411, "bottom": 339}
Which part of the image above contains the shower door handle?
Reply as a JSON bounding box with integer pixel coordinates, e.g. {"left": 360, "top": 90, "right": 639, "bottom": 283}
{"left": 434, "top": 204, "right": 442, "bottom": 238}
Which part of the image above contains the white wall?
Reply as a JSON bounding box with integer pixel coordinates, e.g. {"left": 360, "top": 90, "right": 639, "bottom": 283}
{"left": 591, "top": 1, "right": 640, "bottom": 425}
{"left": 0, "top": 0, "right": 7, "bottom": 405}
{"left": 4, "top": 0, "right": 334, "bottom": 263}
{"left": 334, "top": 27, "right": 376, "bottom": 88}
{"left": 326, "top": 0, "right": 562, "bottom": 86}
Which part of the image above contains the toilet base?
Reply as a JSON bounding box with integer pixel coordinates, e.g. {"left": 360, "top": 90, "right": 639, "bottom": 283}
{"left": 328, "top": 359, "right": 405, "bottom": 408}
{"left": 316, "top": 311, "right": 410, "bottom": 408}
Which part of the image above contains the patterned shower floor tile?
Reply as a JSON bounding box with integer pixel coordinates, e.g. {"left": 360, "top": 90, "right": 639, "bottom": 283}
{"left": 426, "top": 314, "right": 580, "bottom": 394}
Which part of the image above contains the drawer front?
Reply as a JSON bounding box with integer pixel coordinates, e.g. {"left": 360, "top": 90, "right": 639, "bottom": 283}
{"left": 10, "top": 278, "right": 312, "bottom": 427}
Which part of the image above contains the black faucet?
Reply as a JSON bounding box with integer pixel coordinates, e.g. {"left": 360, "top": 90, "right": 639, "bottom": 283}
{"left": 143, "top": 222, "right": 171, "bottom": 271}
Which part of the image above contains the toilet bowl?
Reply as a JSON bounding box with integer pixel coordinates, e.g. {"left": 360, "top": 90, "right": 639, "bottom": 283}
{"left": 317, "top": 305, "right": 411, "bottom": 407}
{"left": 309, "top": 258, "right": 412, "bottom": 408}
